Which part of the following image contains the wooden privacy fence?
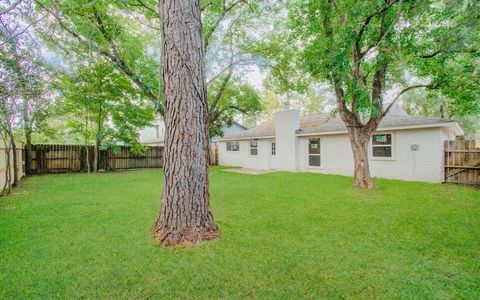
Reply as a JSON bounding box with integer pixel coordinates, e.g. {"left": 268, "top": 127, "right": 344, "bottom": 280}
{"left": 31, "top": 144, "right": 163, "bottom": 174}
{"left": 444, "top": 140, "right": 480, "bottom": 185}
{"left": 98, "top": 146, "right": 163, "bottom": 171}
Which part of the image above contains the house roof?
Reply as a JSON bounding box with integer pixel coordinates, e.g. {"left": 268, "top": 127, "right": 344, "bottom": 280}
{"left": 220, "top": 113, "right": 463, "bottom": 140}
{"left": 231, "top": 121, "right": 248, "bottom": 130}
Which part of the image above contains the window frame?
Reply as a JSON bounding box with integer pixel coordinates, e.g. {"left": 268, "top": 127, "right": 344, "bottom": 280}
{"left": 250, "top": 140, "right": 258, "bottom": 156}
{"left": 370, "top": 133, "right": 395, "bottom": 160}
{"left": 271, "top": 141, "right": 276, "bottom": 156}
{"left": 226, "top": 141, "right": 239, "bottom": 152}
{"left": 308, "top": 137, "right": 321, "bottom": 168}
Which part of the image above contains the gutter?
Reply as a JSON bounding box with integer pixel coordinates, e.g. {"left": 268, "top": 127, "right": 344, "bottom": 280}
{"left": 296, "top": 122, "right": 464, "bottom": 137}
{"left": 218, "top": 135, "right": 275, "bottom": 142}
{"left": 217, "top": 122, "right": 464, "bottom": 142}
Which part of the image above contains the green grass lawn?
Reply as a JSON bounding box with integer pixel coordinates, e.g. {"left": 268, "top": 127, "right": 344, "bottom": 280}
{"left": 0, "top": 168, "right": 479, "bottom": 299}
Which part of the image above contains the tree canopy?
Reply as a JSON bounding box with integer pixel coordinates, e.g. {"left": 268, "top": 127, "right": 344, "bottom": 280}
{"left": 263, "top": 0, "right": 480, "bottom": 187}
{"left": 57, "top": 62, "right": 155, "bottom": 149}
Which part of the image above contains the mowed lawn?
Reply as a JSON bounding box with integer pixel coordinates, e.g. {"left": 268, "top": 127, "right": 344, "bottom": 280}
{"left": 0, "top": 168, "right": 479, "bottom": 299}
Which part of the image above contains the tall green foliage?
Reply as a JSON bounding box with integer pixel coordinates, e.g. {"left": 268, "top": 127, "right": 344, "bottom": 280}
{"left": 57, "top": 62, "right": 154, "bottom": 148}
{"left": 271, "top": 0, "right": 480, "bottom": 187}
{"left": 283, "top": 0, "right": 479, "bottom": 118}
{"left": 35, "top": 0, "right": 264, "bottom": 136}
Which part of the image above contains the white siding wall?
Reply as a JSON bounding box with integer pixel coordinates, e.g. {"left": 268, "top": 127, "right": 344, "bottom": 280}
{"left": 298, "top": 134, "right": 353, "bottom": 176}
{"left": 139, "top": 117, "right": 165, "bottom": 145}
{"left": 219, "top": 127, "right": 453, "bottom": 183}
{"left": 218, "top": 139, "right": 273, "bottom": 170}
{"left": 298, "top": 127, "right": 447, "bottom": 182}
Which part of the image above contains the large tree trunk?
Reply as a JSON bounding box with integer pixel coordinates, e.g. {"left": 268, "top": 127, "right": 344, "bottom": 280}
{"left": 1, "top": 133, "right": 12, "bottom": 196}
{"left": 348, "top": 128, "right": 375, "bottom": 189}
{"left": 22, "top": 99, "right": 33, "bottom": 176}
{"left": 24, "top": 127, "right": 32, "bottom": 176}
{"left": 153, "top": 0, "right": 219, "bottom": 247}
{"left": 8, "top": 131, "right": 19, "bottom": 187}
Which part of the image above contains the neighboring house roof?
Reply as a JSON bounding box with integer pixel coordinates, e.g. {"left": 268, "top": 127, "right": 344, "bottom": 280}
{"left": 220, "top": 113, "right": 463, "bottom": 141}
{"left": 229, "top": 121, "right": 248, "bottom": 130}
{"left": 139, "top": 118, "right": 248, "bottom": 145}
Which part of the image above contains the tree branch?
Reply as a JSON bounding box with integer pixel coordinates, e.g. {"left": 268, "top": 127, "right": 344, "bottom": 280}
{"left": 0, "top": 14, "right": 47, "bottom": 48}
{"left": 206, "top": 58, "right": 251, "bottom": 85}
{"left": 127, "top": 0, "right": 160, "bottom": 18}
{"left": 43, "top": 1, "right": 162, "bottom": 114}
{"left": 359, "top": 0, "right": 403, "bottom": 60}
{"left": 203, "top": 0, "right": 248, "bottom": 49}
{"left": 323, "top": 1, "right": 357, "bottom": 125}
{"left": 420, "top": 48, "right": 479, "bottom": 58}
{"left": 0, "top": 0, "right": 22, "bottom": 16}
{"left": 355, "top": 0, "right": 399, "bottom": 46}
{"left": 209, "top": 68, "right": 233, "bottom": 119}
{"left": 228, "top": 105, "right": 248, "bottom": 114}
{"left": 382, "top": 84, "right": 433, "bottom": 117}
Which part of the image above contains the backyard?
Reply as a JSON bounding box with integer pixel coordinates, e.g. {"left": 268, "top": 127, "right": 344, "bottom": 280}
{"left": 0, "top": 168, "right": 479, "bottom": 299}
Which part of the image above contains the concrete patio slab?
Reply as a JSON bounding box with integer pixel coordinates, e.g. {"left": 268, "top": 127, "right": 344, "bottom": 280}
{"left": 222, "top": 168, "right": 274, "bottom": 175}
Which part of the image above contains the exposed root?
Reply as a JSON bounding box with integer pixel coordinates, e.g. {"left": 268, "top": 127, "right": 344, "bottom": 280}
{"left": 153, "top": 224, "right": 220, "bottom": 248}
{"left": 353, "top": 178, "right": 376, "bottom": 189}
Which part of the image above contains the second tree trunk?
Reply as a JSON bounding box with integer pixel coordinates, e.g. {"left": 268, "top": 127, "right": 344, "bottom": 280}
{"left": 348, "top": 128, "right": 375, "bottom": 189}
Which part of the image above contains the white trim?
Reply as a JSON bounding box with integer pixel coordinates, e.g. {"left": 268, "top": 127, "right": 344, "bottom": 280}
{"left": 219, "top": 122, "right": 462, "bottom": 142}
{"left": 226, "top": 141, "right": 240, "bottom": 152}
{"left": 296, "top": 122, "right": 463, "bottom": 137}
{"left": 306, "top": 166, "right": 323, "bottom": 170}
{"left": 218, "top": 121, "right": 463, "bottom": 145}
{"left": 307, "top": 137, "right": 322, "bottom": 167}
{"left": 249, "top": 140, "right": 259, "bottom": 157}
{"left": 218, "top": 135, "right": 275, "bottom": 142}
{"left": 369, "top": 132, "right": 395, "bottom": 160}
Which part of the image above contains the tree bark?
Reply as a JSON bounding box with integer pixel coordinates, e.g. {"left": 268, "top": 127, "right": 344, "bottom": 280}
{"left": 153, "top": 0, "right": 219, "bottom": 247}
{"left": 6, "top": 128, "right": 19, "bottom": 187}
{"left": 0, "top": 133, "right": 12, "bottom": 196}
{"left": 348, "top": 128, "right": 375, "bottom": 188}
{"left": 22, "top": 98, "right": 33, "bottom": 176}
{"left": 24, "top": 126, "right": 32, "bottom": 176}
{"left": 332, "top": 73, "right": 377, "bottom": 189}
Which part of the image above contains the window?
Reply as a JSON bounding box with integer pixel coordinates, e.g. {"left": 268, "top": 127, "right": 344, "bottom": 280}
{"left": 226, "top": 141, "right": 239, "bottom": 152}
{"left": 372, "top": 133, "right": 393, "bottom": 158}
{"left": 308, "top": 138, "right": 321, "bottom": 167}
{"left": 271, "top": 141, "right": 276, "bottom": 155}
{"left": 155, "top": 125, "right": 160, "bottom": 138}
{"left": 250, "top": 140, "right": 258, "bottom": 156}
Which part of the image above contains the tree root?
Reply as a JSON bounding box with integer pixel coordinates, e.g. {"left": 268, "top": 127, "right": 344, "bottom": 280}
{"left": 153, "top": 224, "right": 220, "bottom": 248}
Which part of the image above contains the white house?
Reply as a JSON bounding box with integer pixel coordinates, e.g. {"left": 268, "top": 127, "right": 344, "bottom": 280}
{"left": 217, "top": 107, "right": 464, "bottom": 183}
{"left": 139, "top": 116, "right": 166, "bottom": 146}
{"left": 139, "top": 116, "right": 247, "bottom": 146}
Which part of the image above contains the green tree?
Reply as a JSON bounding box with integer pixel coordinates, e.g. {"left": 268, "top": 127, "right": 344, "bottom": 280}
{"left": 280, "top": 0, "right": 479, "bottom": 188}
{"left": 1, "top": 0, "right": 56, "bottom": 179}
{"left": 35, "top": 0, "right": 263, "bottom": 136}
{"left": 58, "top": 62, "right": 155, "bottom": 171}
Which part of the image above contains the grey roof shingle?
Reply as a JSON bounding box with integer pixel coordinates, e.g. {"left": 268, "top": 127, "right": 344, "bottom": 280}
{"left": 221, "top": 113, "right": 456, "bottom": 140}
